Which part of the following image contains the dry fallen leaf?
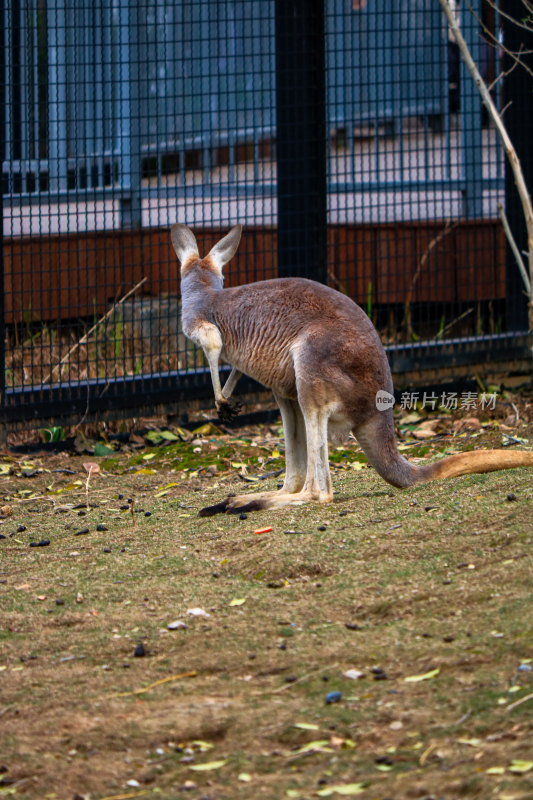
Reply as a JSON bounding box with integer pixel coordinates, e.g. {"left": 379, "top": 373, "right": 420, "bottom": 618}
{"left": 404, "top": 667, "right": 440, "bottom": 683}
{"left": 189, "top": 759, "right": 227, "bottom": 771}
{"left": 83, "top": 462, "right": 101, "bottom": 476}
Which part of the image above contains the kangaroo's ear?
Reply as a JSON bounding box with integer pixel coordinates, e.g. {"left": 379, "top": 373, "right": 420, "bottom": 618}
{"left": 207, "top": 225, "right": 243, "bottom": 270}
{"left": 171, "top": 224, "right": 199, "bottom": 264}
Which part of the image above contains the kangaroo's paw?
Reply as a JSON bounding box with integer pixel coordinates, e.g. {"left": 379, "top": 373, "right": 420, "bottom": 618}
{"left": 198, "top": 497, "right": 232, "bottom": 517}
{"left": 198, "top": 489, "right": 328, "bottom": 517}
{"left": 216, "top": 397, "right": 243, "bottom": 422}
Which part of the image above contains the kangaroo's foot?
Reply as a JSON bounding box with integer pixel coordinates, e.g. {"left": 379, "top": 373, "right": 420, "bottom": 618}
{"left": 216, "top": 396, "right": 243, "bottom": 422}
{"left": 198, "top": 488, "right": 333, "bottom": 517}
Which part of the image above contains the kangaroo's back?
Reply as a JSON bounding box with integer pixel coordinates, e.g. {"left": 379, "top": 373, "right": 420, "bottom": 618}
{"left": 211, "top": 277, "right": 385, "bottom": 397}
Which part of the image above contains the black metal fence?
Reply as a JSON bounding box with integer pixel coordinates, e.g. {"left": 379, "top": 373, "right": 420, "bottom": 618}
{"left": 1, "top": 0, "right": 532, "bottom": 430}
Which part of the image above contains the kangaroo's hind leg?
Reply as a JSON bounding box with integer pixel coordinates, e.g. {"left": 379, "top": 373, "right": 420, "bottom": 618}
{"left": 198, "top": 394, "right": 307, "bottom": 517}
{"left": 198, "top": 393, "right": 332, "bottom": 516}
{"left": 276, "top": 395, "right": 307, "bottom": 493}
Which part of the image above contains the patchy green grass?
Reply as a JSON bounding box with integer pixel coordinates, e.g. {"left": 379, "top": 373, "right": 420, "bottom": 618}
{"left": 0, "top": 417, "right": 532, "bottom": 800}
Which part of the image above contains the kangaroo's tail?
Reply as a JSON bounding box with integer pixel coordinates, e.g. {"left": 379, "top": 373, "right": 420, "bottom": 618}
{"left": 355, "top": 414, "right": 533, "bottom": 489}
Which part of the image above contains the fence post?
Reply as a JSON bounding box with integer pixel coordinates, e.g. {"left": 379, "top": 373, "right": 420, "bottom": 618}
{"left": 502, "top": 0, "right": 532, "bottom": 332}
{"left": 47, "top": 0, "right": 69, "bottom": 195}
{"left": 0, "top": 0, "right": 5, "bottom": 413}
{"left": 459, "top": 0, "right": 484, "bottom": 219}
{"left": 118, "top": 0, "right": 142, "bottom": 229}
{"left": 275, "top": 0, "right": 327, "bottom": 282}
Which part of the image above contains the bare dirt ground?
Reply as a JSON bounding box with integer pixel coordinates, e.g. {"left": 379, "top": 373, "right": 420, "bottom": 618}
{"left": 1, "top": 395, "right": 532, "bottom": 800}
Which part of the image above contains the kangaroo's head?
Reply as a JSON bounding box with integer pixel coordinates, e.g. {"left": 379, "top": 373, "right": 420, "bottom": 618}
{"left": 171, "top": 224, "right": 243, "bottom": 282}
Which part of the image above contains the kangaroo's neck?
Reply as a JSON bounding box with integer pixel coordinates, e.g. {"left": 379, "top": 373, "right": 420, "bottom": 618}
{"left": 181, "top": 266, "right": 223, "bottom": 329}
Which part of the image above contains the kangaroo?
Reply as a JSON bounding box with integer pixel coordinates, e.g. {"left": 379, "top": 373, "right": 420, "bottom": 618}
{"left": 171, "top": 223, "right": 533, "bottom": 516}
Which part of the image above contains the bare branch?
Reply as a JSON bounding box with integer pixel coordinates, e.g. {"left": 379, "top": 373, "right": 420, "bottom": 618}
{"left": 498, "top": 202, "right": 531, "bottom": 295}
{"left": 438, "top": 0, "right": 533, "bottom": 332}
{"left": 482, "top": 0, "right": 533, "bottom": 35}
{"left": 42, "top": 277, "right": 148, "bottom": 385}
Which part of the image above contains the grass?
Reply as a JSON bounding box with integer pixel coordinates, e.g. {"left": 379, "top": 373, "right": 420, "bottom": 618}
{"left": 0, "top": 415, "right": 532, "bottom": 800}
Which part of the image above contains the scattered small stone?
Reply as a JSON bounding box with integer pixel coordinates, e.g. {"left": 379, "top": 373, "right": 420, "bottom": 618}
{"left": 212, "top": 572, "right": 220, "bottom": 578}
{"left": 127, "top": 498, "right": 133, "bottom": 504}
{"left": 17, "top": 525, "right": 27, "bottom": 533}
{"left": 74, "top": 528, "right": 90, "bottom": 536}
{"left": 103, "top": 547, "right": 111, "bottom": 553}
{"left": 443, "top": 634, "right": 455, "bottom": 642}
{"left": 55, "top": 599, "right": 65, "bottom": 606}
{"left": 371, "top": 666, "right": 388, "bottom": 680}
{"left": 118, "top": 494, "right": 124, "bottom": 500}
{"left": 119, "top": 505, "right": 130, "bottom": 511}
{"left": 343, "top": 669, "right": 365, "bottom": 680}
{"left": 345, "top": 623, "right": 362, "bottom": 631}
{"left": 325, "top": 690, "right": 342, "bottom": 704}
{"left": 339, "top": 510, "right": 348, "bottom": 517}
{"left": 375, "top": 755, "right": 394, "bottom": 766}
{"left": 144, "top": 511, "right": 152, "bottom": 517}
{"left": 285, "top": 675, "right": 298, "bottom": 683}
{"left": 279, "top": 643, "right": 287, "bottom": 650}
{"left": 167, "top": 620, "right": 187, "bottom": 630}
{"left": 442, "top": 579, "right": 452, "bottom": 585}
{"left": 317, "top": 525, "right": 327, "bottom": 531}
{"left": 239, "top": 512, "right": 247, "bottom": 520}
{"left": 77, "top": 511, "right": 86, "bottom": 516}
{"left": 133, "top": 642, "right": 146, "bottom": 657}
{"left": 29, "top": 539, "right": 50, "bottom": 547}
{"left": 187, "top": 607, "right": 210, "bottom": 618}
{"left": 0, "top": 534, "right": 6, "bottom": 540}
{"left": 96, "top": 524, "right": 108, "bottom": 532}
{"left": 506, "top": 492, "right": 517, "bottom": 502}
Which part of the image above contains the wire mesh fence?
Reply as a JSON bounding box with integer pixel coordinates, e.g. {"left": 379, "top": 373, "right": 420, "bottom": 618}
{"left": 1, "top": 0, "right": 531, "bottom": 428}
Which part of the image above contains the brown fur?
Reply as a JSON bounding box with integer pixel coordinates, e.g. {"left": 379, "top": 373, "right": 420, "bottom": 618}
{"left": 171, "top": 224, "right": 533, "bottom": 515}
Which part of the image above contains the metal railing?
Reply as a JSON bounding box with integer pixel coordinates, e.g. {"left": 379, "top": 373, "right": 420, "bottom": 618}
{"left": 1, "top": 0, "right": 530, "bottom": 429}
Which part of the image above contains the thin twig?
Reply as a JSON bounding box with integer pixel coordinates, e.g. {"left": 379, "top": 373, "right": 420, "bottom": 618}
{"left": 498, "top": 202, "right": 531, "bottom": 295}
{"left": 439, "top": 0, "right": 533, "bottom": 332}
{"left": 465, "top": 1, "right": 533, "bottom": 81}
{"left": 434, "top": 308, "right": 474, "bottom": 340}
{"left": 404, "top": 221, "right": 457, "bottom": 339}
{"left": 481, "top": 0, "right": 533, "bottom": 38}
{"left": 506, "top": 690, "right": 533, "bottom": 712}
{"left": 42, "top": 277, "right": 147, "bottom": 385}
{"left": 108, "top": 670, "right": 197, "bottom": 699}
{"left": 259, "top": 663, "right": 338, "bottom": 695}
